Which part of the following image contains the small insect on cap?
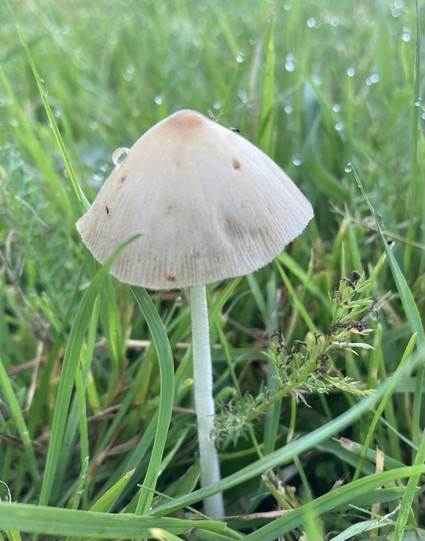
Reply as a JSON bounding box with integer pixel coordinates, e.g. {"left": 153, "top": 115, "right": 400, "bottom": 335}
{"left": 76, "top": 109, "right": 314, "bottom": 289}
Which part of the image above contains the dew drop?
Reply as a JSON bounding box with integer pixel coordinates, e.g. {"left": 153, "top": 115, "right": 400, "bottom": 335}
{"left": 112, "top": 147, "right": 130, "bottom": 167}
{"left": 238, "top": 89, "right": 248, "bottom": 103}
{"left": 123, "top": 65, "right": 135, "bottom": 82}
{"left": 236, "top": 51, "right": 244, "bottom": 63}
{"left": 213, "top": 100, "right": 222, "bottom": 110}
{"left": 332, "top": 103, "right": 341, "bottom": 113}
{"left": 335, "top": 122, "right": 344, "bottom": 132}
{"left": 347, "top": 67, "right": 356, "bottom": 77}
{"left": 344, "top": 162, "right": 353, "bottom": 173}
{"left": 154, "top": 95, "right": 163, "bottom": 105}
{"left": 414, "top": 98, "right": 422, "bottom": 107}
{"left": 283, "top": 2, "right": 291, "bottom": 11}
{"left": 330, "top": 16, "right": 340, "bottom": 28}
{"left": 39, "top": 78, "right": 48, "bottom": 97}
{"left": 369, "top": 309, "right": 379, "bottom": 322}
{"left": 366, "top": 73, "right": 380, "bottom": 86}
{"left": 285, "top": 53, "right": 295, "bottom": 72}
{"left": 306, "top": 17, "right": 317, "bottom": 28}
{"left": 284, "top": 103, "right": 293, "bottom": 114}
{"left": 93, "top": 164, "right": 106, "bottom": 184}
{"left": 293, "top": 155, "right": 302, "bottom": 167}
{"left": 402, "top": 29, "right": 411, "bottom": 42}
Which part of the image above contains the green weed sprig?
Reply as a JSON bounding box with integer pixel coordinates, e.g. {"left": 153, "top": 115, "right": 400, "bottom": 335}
{"left": 215, "top": 272, "right": 376, "bottom": 449}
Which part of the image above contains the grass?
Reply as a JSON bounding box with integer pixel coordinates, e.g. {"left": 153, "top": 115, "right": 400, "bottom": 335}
{"left": 0, "top": 0, "right": 424, "bottom": 539}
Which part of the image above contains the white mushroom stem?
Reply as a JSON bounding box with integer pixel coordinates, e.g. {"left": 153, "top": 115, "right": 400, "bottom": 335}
{"left": 190, "top": 284, "right": 224, "bottom": 518}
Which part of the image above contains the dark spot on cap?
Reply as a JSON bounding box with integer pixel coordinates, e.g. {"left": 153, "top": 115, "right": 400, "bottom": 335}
{"left": 232, "top": 158, "right": 241, "bottom": 171}
{"left": 167, "top": 275, "right": 176, "bottom": 282}
{"left": 119, "top": 174, "right": 126, "bottom": 186}
{"left": 105, "top": 205, "right": 110, "bottom": 215}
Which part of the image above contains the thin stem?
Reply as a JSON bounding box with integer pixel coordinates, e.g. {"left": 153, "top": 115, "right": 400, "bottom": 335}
{"left": 190, "top": 284, "right": 224, "bottom": 518}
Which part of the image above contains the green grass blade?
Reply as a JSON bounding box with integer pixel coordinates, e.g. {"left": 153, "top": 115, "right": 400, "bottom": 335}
{"left": 0, "top": 358, "right": 40, "bottom": 484}
{"left": 131, "top": 287, "right": 175, "bottom": 514}
{"left": 243, "top": 466, "right": 425, "bottom": 541}
{"left": 38, "top": 234, "right": 140, "bottom": 506}
{"left": 0, "top": 501, "right": 228, "bottom": 538}
{"left": 352, "top": 333, "right": 417, "bottom": 481}
{"left": 90, "top": 470, "right": 135, "bottom": 513}
{"left": 352, "top": 165, "right": 425, "bottom": 447}
{"left": 394, "top": 430, "right": 425, "bottom": 540}
{"left": 404, "top": 0, "right": 423, "bottom": 273}
{"left": 256, "top": 17, "right": 275, "bottom": 154}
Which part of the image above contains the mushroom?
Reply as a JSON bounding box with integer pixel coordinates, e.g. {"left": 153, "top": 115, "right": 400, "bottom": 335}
{"left": 76, "top": 109, "right": 313, "bottom": 518}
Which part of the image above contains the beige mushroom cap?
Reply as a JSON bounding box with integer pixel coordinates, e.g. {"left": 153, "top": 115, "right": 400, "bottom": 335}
{"left": 76, "top": 109, "right": 313, "bottom": 289}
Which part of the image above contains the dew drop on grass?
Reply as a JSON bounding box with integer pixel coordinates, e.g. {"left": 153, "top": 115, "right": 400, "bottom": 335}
{"left": 347, "top": 67, "right": 356, "bottom": 77}
{"left": 414, "top": 98, "right": 422, "bottom": 107}
{"left": 93, "top": 165, "right": 106, "bottom": 184}
{"left": 123, "top": 65, "right": 135, "bottom": 82}
{"left": 293, "top": 156, "right": 302, "bottom": 166}
{"left": 366, "top": 73, "right": 380, "bottom": 86}
{"left": 238, "top": 89, "right": 248, "bottom": 103}
{"left": 39, "top": 78, "right": 48, "bottom": 97}
{"left": 112, "top": 147, "right": 130, "bottom": 167}
{"left": 332, "top": 103, "right": 341, "bottom": 113}
{"left": 285, "top": 53, "right": 295, "bottom": 72}
{"left": 307, "top": 17, "right": 317, "bottom": 28}
{"left": 154, "top": 95, "right": 163, "bottom": 105}
{"left": 335, "top": 122, "right": 344, "bottom": 132}
{"left": 369, "top": 310, "right": 379, "bottom": 322}
{"left": 344, "top": 162, "right": 353, "bottom": 173}
{"left": 402, "top": 29, "right": 411, "bottom": 42}
{"left": 284, "top": 103, "right": 293, "bottom": 114}
{"left": 236, "top": 51, "right": 244, "bottom": 63}
{"left": 283, "top": 3, "right": 291, "bottom": 11}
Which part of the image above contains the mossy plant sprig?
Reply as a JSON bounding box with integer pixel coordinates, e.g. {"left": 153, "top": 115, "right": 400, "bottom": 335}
{"left": 215, "top": 272, "right": 376, "bottom": 449}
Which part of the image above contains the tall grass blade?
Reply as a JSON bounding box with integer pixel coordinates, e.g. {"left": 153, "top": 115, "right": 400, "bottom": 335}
{"left": 352, "top": 166, "right": 425, "bottom": 440}
{"left": 38, "top": 234, "right": 140, "bottom": 506}
{"left": 131, "top": 287, "right": 175, "bottom": 514}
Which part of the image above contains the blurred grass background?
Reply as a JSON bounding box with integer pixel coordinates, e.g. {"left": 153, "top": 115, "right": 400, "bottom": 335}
{"left": 0, "top": 0, "right": 424, "bottom": 539}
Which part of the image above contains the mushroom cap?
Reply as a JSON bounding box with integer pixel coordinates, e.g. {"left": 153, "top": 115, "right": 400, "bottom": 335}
{"left": 76, "top": 109, "right": 313, "bottom": 289}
